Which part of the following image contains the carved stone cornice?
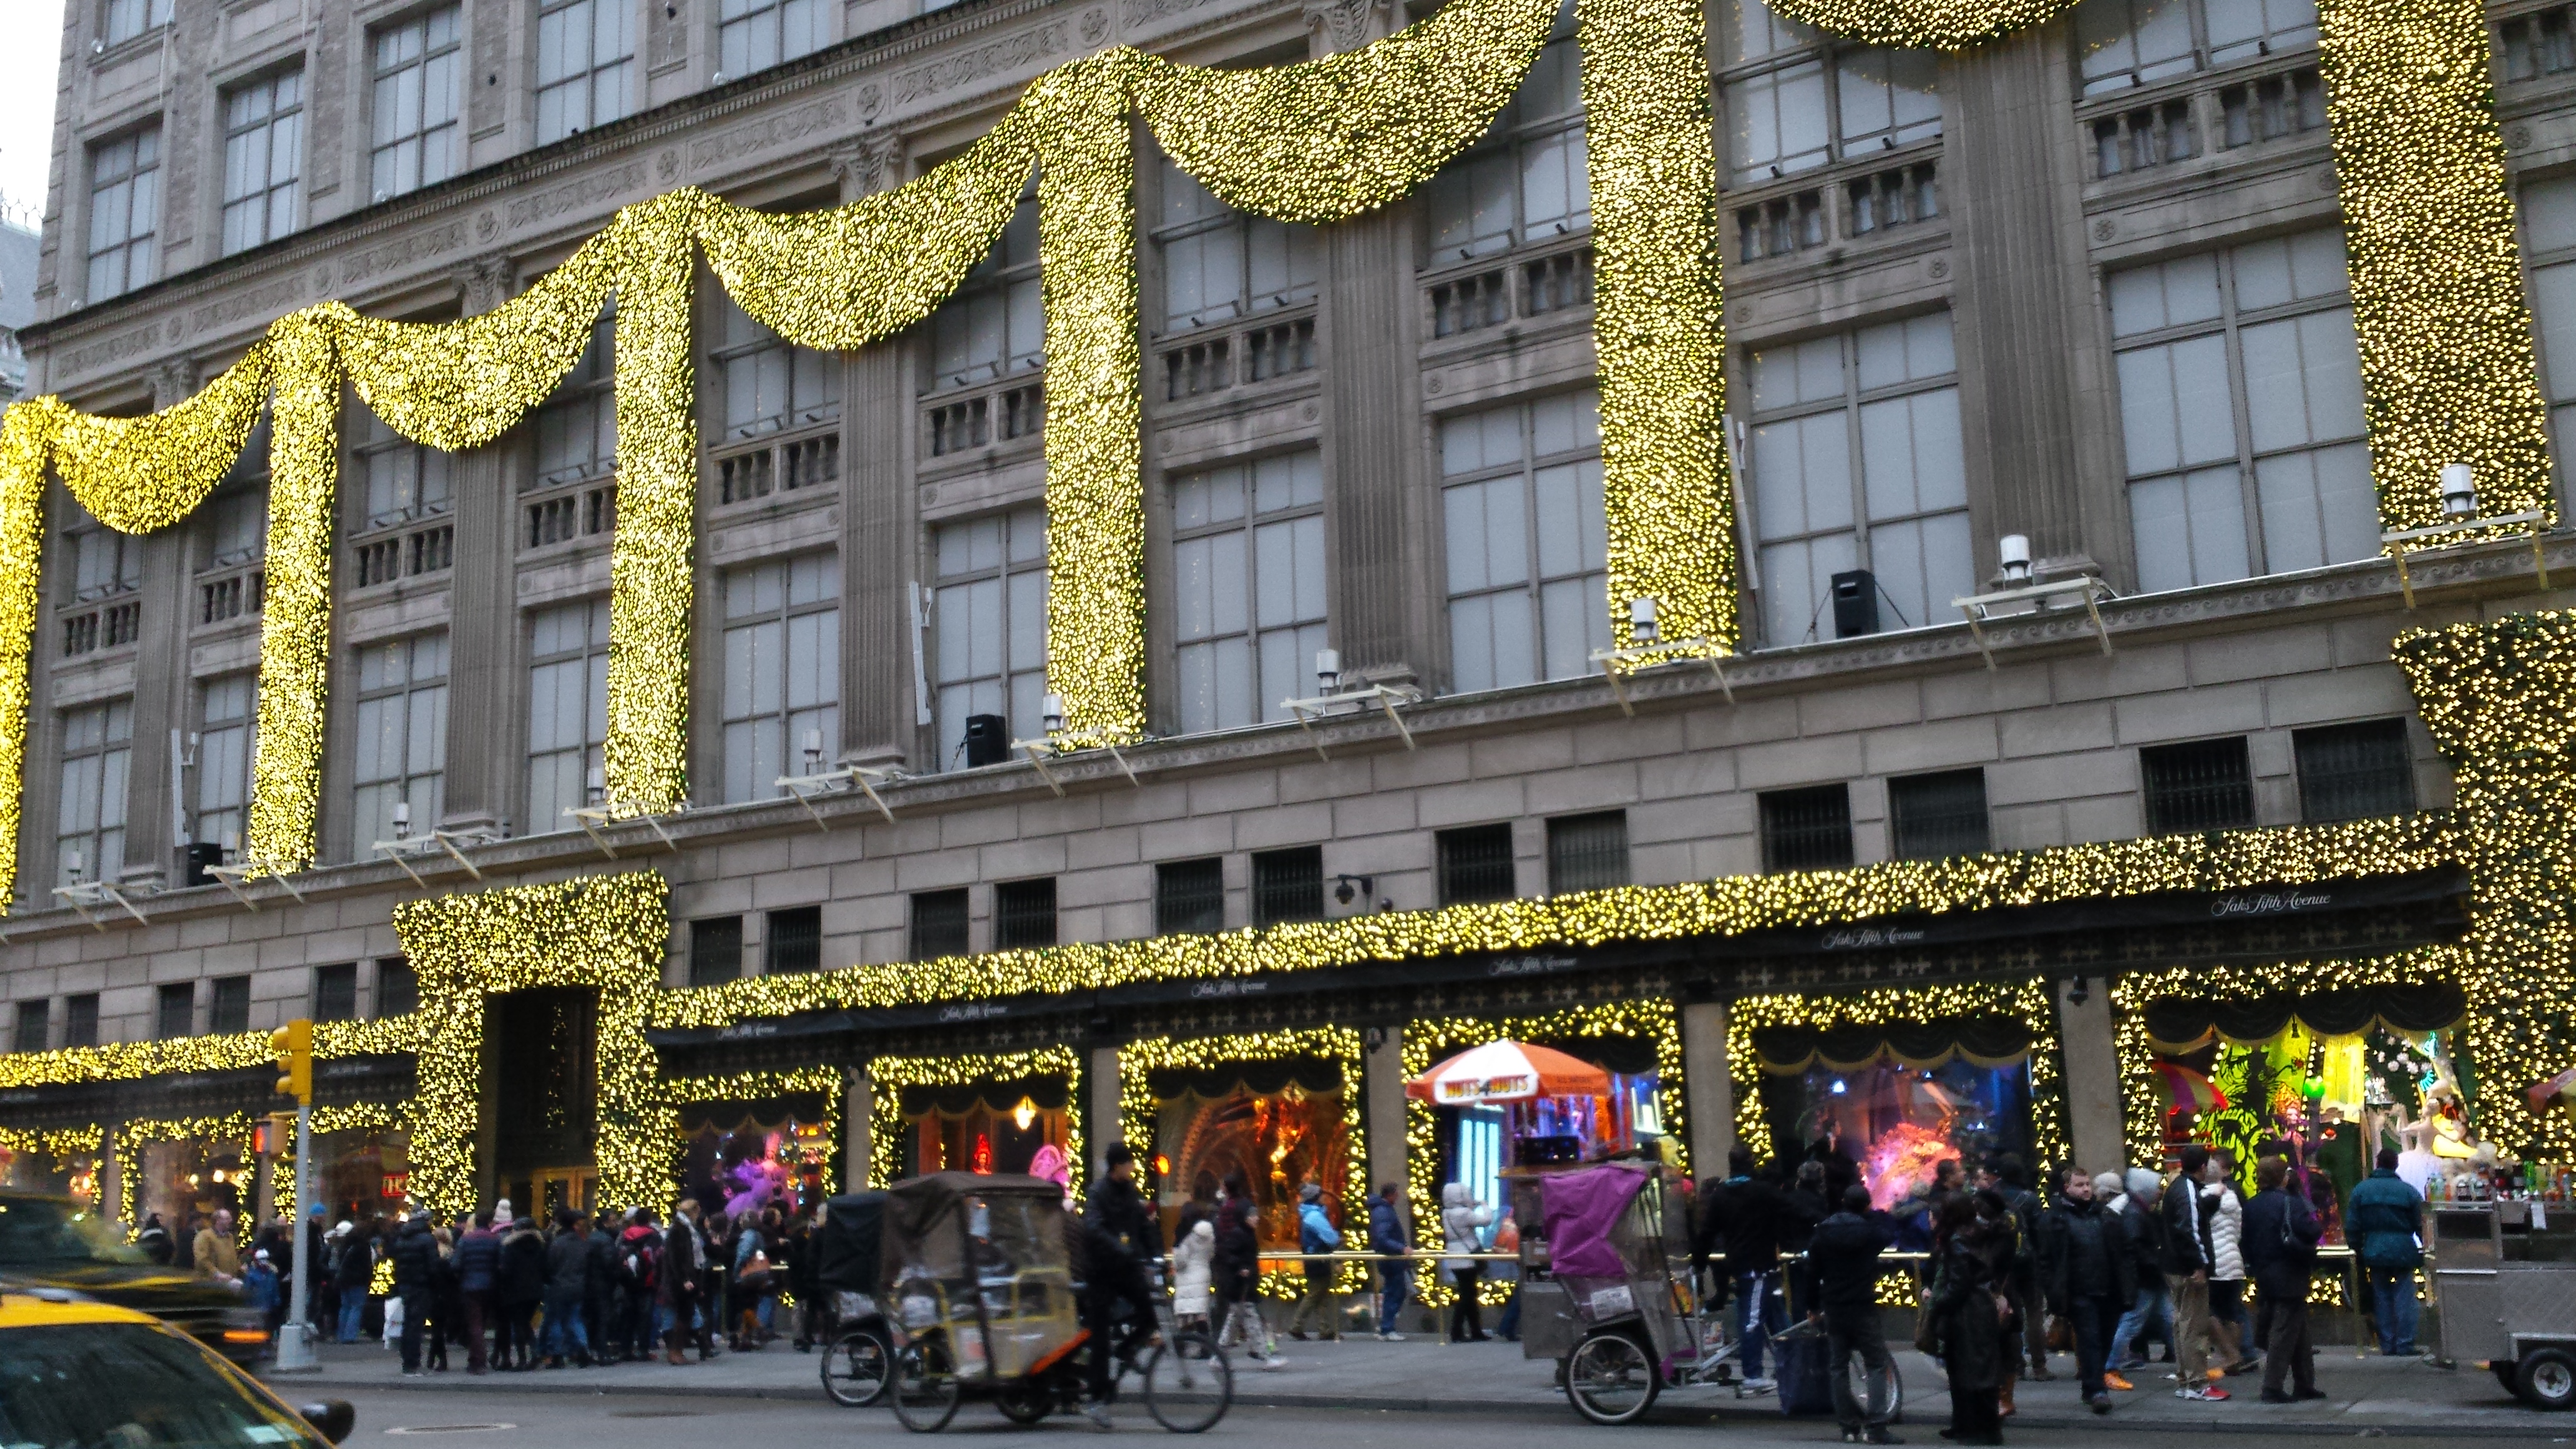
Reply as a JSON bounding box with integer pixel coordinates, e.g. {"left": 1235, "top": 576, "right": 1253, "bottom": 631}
{"left": 146, "top": 357, "right": 198, "bottom": 408}
{"left": 1301, "top": 0, "right": 1393, "bottom": 52}
{"left": 449, "top": 251, "right": 522, "bottom": 314}
{"left": 829, "top": 130, "right": 913, "bottom": 199}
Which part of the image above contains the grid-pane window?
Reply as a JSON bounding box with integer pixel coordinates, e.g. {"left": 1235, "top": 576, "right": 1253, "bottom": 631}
{"left": 375, "top": 959, "right": 417, "bottom": 1018}
{"left": 2520, "top": 178, "right": 2576, "bottom": 502}
{"left": 1425, "top": 34, "right": 1587, "bottom": 260}
{"left": 351, "top": 634, "right": 447, "bottom": 858}
{"left": 102, "top": 0, "right": 171, "bottom": 46}
{"left": 1546, "top": 812, "right": 1629, "bottom": 893}
{"left": 1172, "top": 452, "right": 1327, "bottom": 734}
{"left": 1438, "top": 824, "right": 1518, "bottom": 905}
{"left": 718, "top": 0, "right": 826, "bottom": 79}
{"left": 1719, "top": 0, "right": 1937, "bottom": 186}
{"left": 1158, "top": 162, "right": 1320, "bottom": 330}
{"left": 2294, "top": 719, "right": 2416, "bottom": 822}
{"left": 1760, "top": 784, "right": 1854, "bottom": 871}
{"left": 65, "top": 523, "right": 142, "bottom": 605}
{"left": 766, "top": 905, "right": 822, "bottom": 973}
{"left": 62, "top": 995, "right": 99, "bottom": 1050}
{"left": 12, "top": 1000, "right": 45, "bottom": 1054}
{"left": 2140, "top": 736, "right": 2256, "bottom": 833}
{"left": 932, "top": 508, "right": 1047, "bottom": 769}
{"left": 536, "top": 0, "right": 634, "bottom": 145}
{"left": 723, "top": 553, "right": 840, "bottom": 803}
{"left": 195, "top": 674, "right": 256, "bottom": 855}
{"left": 1251, "top": 846, "right": 1324, "bottom": 926}
{"left": 1746, "top": 313, "right": 1968, "bottom": 645}
{"left": 85, "top": 128, "right": 159, "bottom": 302}
{"left": 2073, "top": 0, "right": 2316, "bottom": 97}
{"left": 993, "top": 879, "right": 1057, "bottom": 950}
{"left": 689, "top": 917, "right": 743, "bottom": 986}
{"left": 220, "top": 71, "right": 301, "bottom": 256}
{"left": 930, "top": 197, "right": 1042, "bottom": 390}
{"left": 54, "top": 700, "right": 130, "bottom": 887}
{"left": 527, "top": 599, "right": 610, "bottom": 831}
{"left": 155, "top": 983, "right": 193, "bottom": 1040}
{"left": 1441, "top": 389, "right": 1607, "bottom": 693}
{"left": 1889, "top": 768, "right": 1991, "bottom": 859}
{"left": 2110, "top": 228, "right": 2371, "bottom": 593}
{"left": 369, "top": 6, "right": 461, "bottom": 203}
{"left": 313, "top": 963, "right": 357, "bottom": 1022}
{"left": 1156, "top": 859, "right": 1226, "bottom": 935}
{"left": 209, "top": 977, "right": 250, "bottom": 1034}
{"left": 911, "top": 889, "right": 969, "bottom": 960}
{"left": 715, "top": 298, "right": 839, "bottom": 442}
{"left": 534, "top": 315, "right": 617, "bottom": 489}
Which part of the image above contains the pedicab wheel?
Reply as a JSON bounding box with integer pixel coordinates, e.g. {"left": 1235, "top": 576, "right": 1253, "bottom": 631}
{"left": 1143, "top": 1329, "right": 1234, "bottom": 1433}
{"left": 993, "top": 1378, "right": 1053, "bottom": 1425}
{"left": 1566, "top": 1330, "right": 1660, "bottom": 1426}
{"left": 2519, "top": 1349, "right": 2576, "bottom": 1411}
{"left": 889, "top": 1338, "right": 965, "bottom": 1432}
{"left": 822, "top": 1326, "right": 892, "bottom": 1407}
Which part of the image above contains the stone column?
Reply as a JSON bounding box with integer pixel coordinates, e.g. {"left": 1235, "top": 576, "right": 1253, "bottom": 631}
{"left": 98, "top": 1122, "right": 123, "bottom": 1231}
{"left": 115, "top": 360, "right": 205, "bottom": 888}
{"left": 1681, "top": 1000, "right": 1733, "bottom": 1179}
{"left": 251, "top": 1131, "right": 277, "bottom": 1226}
{"left": 439, "top": 255, "right": 527, "bottom": 836}
{"left": 1311, "top": 0, "right": 1435, "bottom": 689}
{"left": 833, "top": 135, "right": 922, "bottom": 769}
{"left": 843, "top": 1064, "right": 872, "bottom": 1191}
{"left": 1939, "top": 22, "right": 2130, "bottom": 585}
{"left": 2055, "top": 975, "right": 2129, "bottom": 1176}
{"left": 1088, "top": 1044, "right": 1125, "bottom": 1178}
{"left": 1363, "top": 1025, "right": 1409, "bottom": 1201}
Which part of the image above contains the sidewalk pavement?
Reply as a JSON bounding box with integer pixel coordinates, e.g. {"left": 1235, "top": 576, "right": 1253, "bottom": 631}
{"left": 262, "top": 1331, "right": 2569, "bottom": 1437}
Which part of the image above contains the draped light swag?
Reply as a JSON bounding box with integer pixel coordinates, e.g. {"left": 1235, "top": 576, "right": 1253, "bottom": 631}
{"left": 2137, "top": 980, "right": 2466, "bottom": 1054}
{"left": 1752, "top": 1017, "right": 2036, "bottom": 1075}
{"left": 0, "top": 0, "right": 2535, "bottom": 904}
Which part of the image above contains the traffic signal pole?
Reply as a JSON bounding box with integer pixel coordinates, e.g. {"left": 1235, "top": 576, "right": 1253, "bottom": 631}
{"left": 271, "top": 1020, "right": 316, "bottom": 1373}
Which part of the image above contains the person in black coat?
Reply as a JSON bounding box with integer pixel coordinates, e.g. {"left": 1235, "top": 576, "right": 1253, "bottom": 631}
{"left": 1695, "top": 1146, "right": 1797, "bottom": 1388}
{"left": 584, "top": 1214, "right": 619, "bottom": 1365}
{"left": 2158, "top": 1144, "right": 2219, "bottom": 1398}
{"left": 1078, "top": 1144, "right": 1164, "bottom": 1425}
{"left": 497, "top": 1213, "right": 549, "bottom": 1370}
{"left": 2037, "top": 1166, "right": 2134, "bottom": 1415}
{"left": 388, "top": 1212, "right": 438, "bottom": 1377}
{"left": 1926, "top": 1194, "right": 2010, "bottom": 1446}
{"left": 1806, "top": 1185, "right": 1900, "bottom": 1444}
{"left": 540, "top": 1209, "right": 592, "bottom": 1367}
{"left": 2242, "top": 1156, "right": 2325, "bottom": 1403}
{"left": 1780, "top": 1161, "right": 1831, "bottom": 1314}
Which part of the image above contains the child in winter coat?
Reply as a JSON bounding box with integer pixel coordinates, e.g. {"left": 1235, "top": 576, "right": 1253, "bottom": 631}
{"left": 1441, "top": 1183, "right": 1496, "bottom": 1343}
{"left": 1171, "top": 1218, "right": 1216, "bottom": 1331}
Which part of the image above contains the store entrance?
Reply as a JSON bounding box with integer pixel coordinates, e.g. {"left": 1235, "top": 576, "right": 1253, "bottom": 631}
{"left": 485, "top": 987, "right": 599, "bottom": 1212}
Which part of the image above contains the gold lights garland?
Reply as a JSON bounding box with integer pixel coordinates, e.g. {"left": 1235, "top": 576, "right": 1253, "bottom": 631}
{"left": 1725, "top": 979, "right": 2069, "bottom": 1172}
{"left": 1401, "top": 1002, "right": 1682, "bottom": 1306}
{"left": 1118, "top": 1028, "right": 1368, "bottom": 1295}
{"left": 865, "top": 1046, "right": 1085, "bottom": 1196}
{"left": 391, "top": 871, "right": 671, "bottom": 1218}
{"left": 1754, "top": 0, "right": 2078, "bottom": 48}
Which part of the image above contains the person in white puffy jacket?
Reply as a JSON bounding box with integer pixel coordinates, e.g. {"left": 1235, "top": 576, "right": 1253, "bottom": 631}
{"left": 2200, "top": 1154, "right": 2257, "bottom": 1378}
{"left": 1170, "top": 1217, "right": 1216, "bottom": 1330}
{"left": 1440, "top": 1182, "right": 1495, "bottom": 1343}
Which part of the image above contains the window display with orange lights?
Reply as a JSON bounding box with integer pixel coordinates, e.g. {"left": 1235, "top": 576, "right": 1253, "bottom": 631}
{"left": 1148, "top": 1056, "right": 1351, "bottom": 1251}
{"left": 311, "top": 1127, "right": 411, "bottom": 1225}
{"left": 898, "top": 1076, "right": 1073, "bottom": 1186}
{"left": 138, "top": 1138, "right": 248, "bottom": 1231}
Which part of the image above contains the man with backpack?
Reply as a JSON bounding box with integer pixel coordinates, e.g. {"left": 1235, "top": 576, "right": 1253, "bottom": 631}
{"left": 618, "top": 1209, "right": 663, "bottom": 1362}
{"left": 1289, "top": 1181, "right": 1342, "bottom": 1340}
{"left": 2038, "top": 1166, "right": 2133, "bottom": 1415}
{"left": 1366, "top": 1182, "right": 1410, "bottom": 1341}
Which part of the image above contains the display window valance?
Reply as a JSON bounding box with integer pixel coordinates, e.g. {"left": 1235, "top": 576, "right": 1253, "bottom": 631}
{"left": 899, "top": 1074, "right": 1071, "bottom": 1118}
{"left": 678, "top": 1093, "right": 829, "bottom": 1134}
{"left": 2139, "top": 981, "right": 2464, "bottom": 1054}
{"left": 1754, "top": 1017, "right": 2034, "bottom": 1076}
{"left": 1146, "top": 1054, "right": 1343, "bottom": 1101}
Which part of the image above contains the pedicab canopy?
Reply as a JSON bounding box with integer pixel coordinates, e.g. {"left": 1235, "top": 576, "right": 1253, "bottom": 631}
{"left": 816, "top": 1190, "right": 887, "bottom": 1295}
{"left": 1406, "top": 1040, "right": 1612, "bottom": 1106}
{"left": 882, "top": 1171, "right": 1070, "bottom": 1284}
{"left": 1539, "top": 1162, "right": 1650, "bottom": 1279}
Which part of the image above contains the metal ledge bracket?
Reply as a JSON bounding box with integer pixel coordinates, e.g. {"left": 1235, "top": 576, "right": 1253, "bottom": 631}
{"left": 1588, "top": 636, "right": 1735, "bottom": 716}
{"left": 775, "top": 764, "right": 907, "bottom": 831}
{"left": 2383, "top": 510, "right": 2550, "bottom": 609}
{"left": 1279, "top": 685, "right": 1423, "bottom": 761}
{"left": 1953, "top": 576, "right": 2118, "bottom": 671}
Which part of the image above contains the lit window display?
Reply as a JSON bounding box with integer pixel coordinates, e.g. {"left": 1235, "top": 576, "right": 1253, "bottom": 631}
{"left": 1425, "top": 1037, "right": 1661, "bottom": 1215}
{"left": 678, "top": 1096, "right": 834, "bottom": 1217}
{"left": 312, "top": 1128, "right": 410, "bottom": 1225}
{"left": 139, "top": 1138, "right": 247, "bottom": 1232}
{"left": 897, "top": 1077, "right": 1070, "bottom": 1184}
{"left": 1150, "top": 1057, "right": 1350, "bottom": 1250}
{"left": 1754, "top": 1017, "right": 2036, "bottom": 1244}
{"left": 2141, "top": 981, "right": 2469, "bottom": 1240}
{"left": 0, "top": 1141, "right": 100, "bottom": 1207}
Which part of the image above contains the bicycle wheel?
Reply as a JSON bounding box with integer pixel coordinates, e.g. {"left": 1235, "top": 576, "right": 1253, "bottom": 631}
{"left": 1566, "top": 1330, "right": 1660, "bottom": 1426}
{"left": 889, "top": 1338, "right": 964, "bottom": 1433}
{"left": 993, "top": 1378, "right": 1053, "bottom": 1425}
{"left": 1142, "top": 1329, "right": 1233, "bottom": 1433}
{"left": 822, "top": 1326, "right": 892, "bottom": 1407}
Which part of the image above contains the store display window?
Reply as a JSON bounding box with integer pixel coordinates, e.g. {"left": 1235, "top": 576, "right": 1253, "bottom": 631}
{"left": 1429, "top": 1037, "right": 1661, "bottom": 1217}
{"left": 311, "top": 1128, "right": 410, "bottom": 1226}
{"left": 897, "top": 1076, "right": 1071, "bottom": 1185}
{"left": 139, "top": 1138, "right": 248, "bottom": 1232}
{"left": 678, "top": 1096, "right": 834, "bottom": 1217}
{"left": 1150, "top": 1057, "right": 1350, "bottom": 1251}
{"left": 0, "top": 1144, "right": 100, "bottom": 1207}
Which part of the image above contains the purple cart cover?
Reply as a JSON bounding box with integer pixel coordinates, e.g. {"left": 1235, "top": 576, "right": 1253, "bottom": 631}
{"left": 1541, "top": 1164, "right": 1649, "bottom": 1279}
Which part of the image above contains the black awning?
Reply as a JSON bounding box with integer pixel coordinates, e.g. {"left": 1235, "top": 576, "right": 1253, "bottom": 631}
{"left": 897, "top": 1073, "right": 1073, "bottom": 1118}
{"left": 1753, "top": 1017, "right": 2035, "bottom": 1074}
{"left": 1146, "top": 1053, "right": 1344, "bottom": 1101}
{"left": 2140, "top": 980, "right": 2466, "bottom": 1050}
{"left": 677, "top": 1093, "right": 832, "bottom": 1133}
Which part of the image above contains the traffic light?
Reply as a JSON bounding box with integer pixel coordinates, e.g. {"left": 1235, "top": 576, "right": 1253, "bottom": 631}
{"left": 271, "top": 1018, "right": 312, "bottom": 1105}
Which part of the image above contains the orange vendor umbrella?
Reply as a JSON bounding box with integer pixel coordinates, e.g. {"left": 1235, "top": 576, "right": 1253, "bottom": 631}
{"left": 2154, "top": 1062, "right": 2228, "bottom": 1116}
{"left": 1406, "top": 1040, "right": 1612, "bottom": 1106}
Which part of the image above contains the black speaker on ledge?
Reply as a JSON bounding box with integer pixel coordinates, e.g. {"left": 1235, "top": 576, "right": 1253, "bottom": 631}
{"left": 181, "top": 841, "right": 225, "bottom": 888}
{"left": 1831, "top": 568, "right": 1880, "bottom": 638}
{"left": 963, "top": 713, "right": 1010, "bottom": 768}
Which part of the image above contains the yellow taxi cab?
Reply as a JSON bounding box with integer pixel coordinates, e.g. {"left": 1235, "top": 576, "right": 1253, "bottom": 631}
{"left": 0, "top": 1292, "right": 354, "bottom": 1448}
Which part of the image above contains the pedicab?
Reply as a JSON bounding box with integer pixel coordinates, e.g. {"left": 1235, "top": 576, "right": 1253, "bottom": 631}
{"left": 813, "top": 1190, "right": 895, "bottom": 1406}
{"left": 878, "top": 1171, "right": 1232, "bottom": 1432}
{"left": 1522, "top": 1158, "right": 1903, "bottom": 1426}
